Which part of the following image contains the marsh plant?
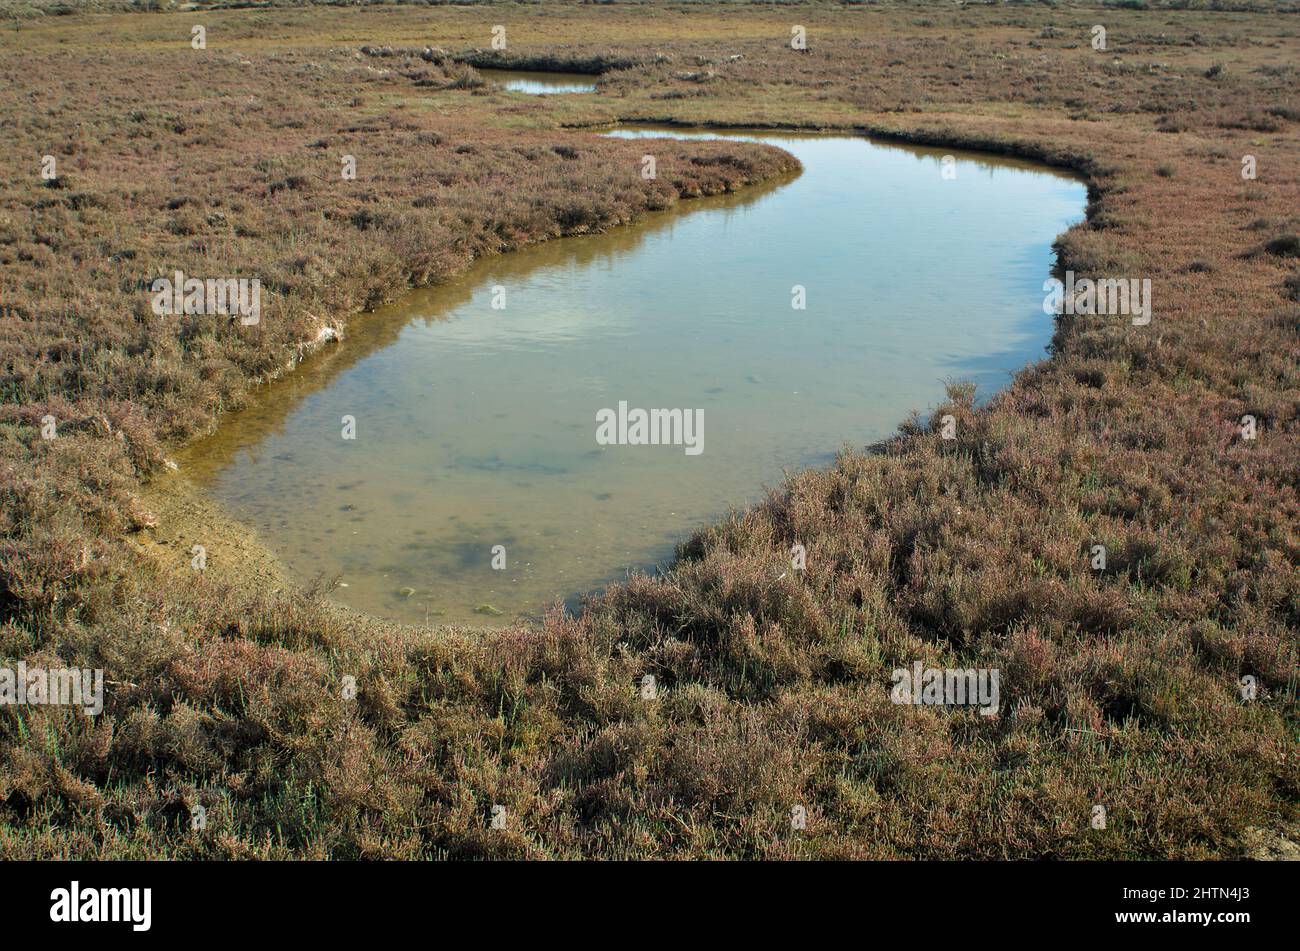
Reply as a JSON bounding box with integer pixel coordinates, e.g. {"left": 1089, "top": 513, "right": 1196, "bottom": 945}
{"left": 1043, "top": 271, "right": 1151, "bottom": 326}
{"left": 151, "top": 271, "right": 261, "bottom": 326}
{"left": 0, "top": 664, "right": 103, "bottom": 717}
{"left": 890, "top": 663, "right": 1001, "bottom": 717}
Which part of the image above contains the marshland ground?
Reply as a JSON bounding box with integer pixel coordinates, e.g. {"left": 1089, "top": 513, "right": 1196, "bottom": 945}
{"left": 0, "top": 0, "right": 1296, "bottom": 859}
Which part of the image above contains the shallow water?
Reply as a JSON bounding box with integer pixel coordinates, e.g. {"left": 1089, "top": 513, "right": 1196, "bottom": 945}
{"left": 477, "top": 68, "right": 597, "bottom": 94}
{"left": 181, "top": 128, "right": 1085, "bottom": 626}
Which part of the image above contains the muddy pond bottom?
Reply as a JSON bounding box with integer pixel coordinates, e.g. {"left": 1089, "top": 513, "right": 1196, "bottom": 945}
{"left": 181, "top": 128, "right": 1085, "bottom": 626}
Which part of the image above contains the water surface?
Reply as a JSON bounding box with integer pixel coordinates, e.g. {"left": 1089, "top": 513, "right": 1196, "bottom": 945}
{"left": 182, "top": 129, "right": 1085, "bottom": 626}
{"left": 478, "top": 68, "right": 597, "bottom": 94}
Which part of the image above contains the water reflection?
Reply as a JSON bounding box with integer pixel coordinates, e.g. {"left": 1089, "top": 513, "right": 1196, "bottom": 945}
{"left": 478, "top": 68, "right": 597, "bottom": 94}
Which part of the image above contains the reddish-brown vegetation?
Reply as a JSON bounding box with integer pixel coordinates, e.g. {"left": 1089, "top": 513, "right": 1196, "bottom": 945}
{"left": 0, "top": 2, "right": 1295, "bottom": 859}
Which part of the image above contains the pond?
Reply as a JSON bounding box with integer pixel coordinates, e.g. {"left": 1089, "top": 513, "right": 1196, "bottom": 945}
{"left": 180, "top": 128, "right": 1086, "bottom": 626}
{"left": 477, "top": 68, "right": 598, "bottom": 94}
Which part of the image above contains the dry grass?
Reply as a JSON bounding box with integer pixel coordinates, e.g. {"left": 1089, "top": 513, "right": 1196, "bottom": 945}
{"left": 0, "top": 1, "right": 1296, "bottom": 859}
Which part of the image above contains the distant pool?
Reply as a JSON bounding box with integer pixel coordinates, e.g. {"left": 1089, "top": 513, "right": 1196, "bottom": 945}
{"left": 478, "top": 68, "right": 597, "bottom": 94}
